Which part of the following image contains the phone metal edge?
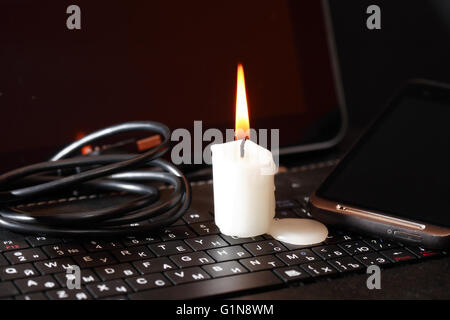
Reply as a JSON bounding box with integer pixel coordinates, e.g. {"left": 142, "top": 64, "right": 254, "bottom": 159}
{"left": 310, "top": 192, "right": 450, "bottom": 237}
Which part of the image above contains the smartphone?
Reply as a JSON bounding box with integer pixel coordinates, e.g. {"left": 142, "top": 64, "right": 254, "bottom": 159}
{"left": 310, "top": 80, "right": 450, "bottom": 249}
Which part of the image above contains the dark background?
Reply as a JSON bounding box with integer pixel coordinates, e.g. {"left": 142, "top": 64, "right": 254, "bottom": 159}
{"left": 329, "top": 0, "right": 450, "bottom": 129}
{"left": 0, "top": 0, "right": 339, "bottom": 172}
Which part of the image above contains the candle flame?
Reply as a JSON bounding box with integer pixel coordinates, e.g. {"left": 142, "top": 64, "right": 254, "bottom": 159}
{"left": 235, "top": 63, "right": 250, "bottom": 140}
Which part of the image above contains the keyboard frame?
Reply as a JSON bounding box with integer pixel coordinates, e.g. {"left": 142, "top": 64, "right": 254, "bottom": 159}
{"left": 0, "top": 160, "right": 447, "bottom": 300}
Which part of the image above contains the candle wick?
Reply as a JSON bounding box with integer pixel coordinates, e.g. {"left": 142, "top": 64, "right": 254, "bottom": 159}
{"left": 240, "top": 137, "right": 247, "bottom": 158}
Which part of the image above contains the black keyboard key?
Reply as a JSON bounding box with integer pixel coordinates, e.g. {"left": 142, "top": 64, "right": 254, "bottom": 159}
{"left": 312, "top": 245, "right": 348, "bottom": 260}
{"left": 189, "top": 222, "right": 220, "bottom": 235}
{"left": 73, "top": 252, "right": 117, "bottom": 268}
{"left": 406, "top": 246, "right": 442, "bottom": 259}
{"left": 159, "top": 226, "right": 197, "bottom": 241}
{"left": 0, "top": 263, "right": 39, "bottom": 281}
{"left": 364, "top": 238, "right": 399, "bottom": 251}
{"left": 0, "top": 239, "right": 29, "bottom": 252}
{"left": 34, "top": 257, "right": 75, "bottom": 275}
{"left": 129, "top": 271, "right": 282, "bottom": 300}
{"left": 0, "top": 254, "right": 9, "bottom": 266}
{"left": 381, "top": 248, "right": 417, "bottom": 263}
{"left": 16, "top": 292, "right": 48, "bottom": 300}
{"left": 125, "top": 273, "right": 171, "bottom": 292}
{"left": 323, "top": 233, "right": 340, "bottom": 245}
{"left": 354, "top": 252, "right": 392, "bottom": 267}
{"left": 171, "top": 217, "right": 186, "bottom": 225}
{"left": 339, "top": 241, "right": 374, "bottom": 255}
{"left": 4, "top": 248, "right": 47, "bottom": 264}
{"left": 54, "top": 269, "right": 99, "bottom": 286}
{"left": 185, "top": 235, "right": 228, "bottom": 251}
{"left": 0, "top": 282, "right": 19, "bottom": 298}
{"left": 207, "top": 245, "right": 251, "bottom": 262}
{"left": 328, "top": 257, "right": 364, "bottom": 273}
{"left": 133, "top": 258, "right": 176, "bottom": 274}
{"left": 86, "top": 279, "right": 132, "bottom": 298}
{"left": 276, "top": 249, "right": 320, "bottom": 265}
{"left": 220, "top": 235, "right": 264, "bottom": 245}
{"left": 169, "top": 252, "right": 214, "bottom": 268}
{"left": 183, "top": 211, "right": 213, "bottom": 224}
{"left": 122, "top": 236, "right": 159, "bottom": 247}
{"left": 324, "top": 231, "right": 355, "bottom": 244}
{"left": 111, "top": 246, "right": 155, "bottom": 262}
{"left": 148, "top": 241, "right": 192, "bottom": 257}
{"left": 26, "top": 236, "right": 62, "bottom": 248}
{"left": 83, "top": 240, "right": 123, "bottom": 252}
{"left": 95, "top": 263, "right": 138, "bottom": 281}
{"left": 46, "top": 288, "right": 92, "bottom": 300}
{"left": 239, "top": 255, "right": 284, "bottom": 272}
{"left": 14, "top": 275, "right": 59, "bottom": 293}
{"left": 274, "top": 266, "right": 310, "bottom": 282}
{"left": 279, "top": 242, "right": 313, "bottom": 251}
{"left": 243, "top": 240, "right": 287, "bottom": 256}
{"left": 42, "top": 243, "right": 85, "bottom": 258}
{"left": 165, "top": 266, "right": 210, "bottom": 285}
{"left": 202, "top": 261, "right": 247, "bottom": 278}
{"left": 301, "top": 262, "right": 338, "bottom": 277}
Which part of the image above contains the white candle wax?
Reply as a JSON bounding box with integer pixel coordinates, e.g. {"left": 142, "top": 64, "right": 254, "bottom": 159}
{"left": 211, "top": 139, "right": 277, "bottom": 237}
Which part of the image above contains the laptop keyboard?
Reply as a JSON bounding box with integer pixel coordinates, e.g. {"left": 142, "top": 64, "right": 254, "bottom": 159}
{"left": 0, "top": 162, "right": 447, "bottom": 300}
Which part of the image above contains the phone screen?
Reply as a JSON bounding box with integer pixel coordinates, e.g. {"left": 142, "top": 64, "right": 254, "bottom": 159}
{"left": 316, "top": 83, "right": 450, "bottom": 228}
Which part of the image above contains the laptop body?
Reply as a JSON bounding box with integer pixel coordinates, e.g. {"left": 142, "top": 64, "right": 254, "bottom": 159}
{"left": 0, "top": 0, "right": 448, "bottom": 300}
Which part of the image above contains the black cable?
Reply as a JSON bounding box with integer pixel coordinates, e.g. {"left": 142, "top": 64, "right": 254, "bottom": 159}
{"left": 0, "top": 121, "right": 191, "bottom": 237}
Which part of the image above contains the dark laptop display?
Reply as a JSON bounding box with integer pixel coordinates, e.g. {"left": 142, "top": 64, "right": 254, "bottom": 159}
{"left": 0, "top": 0, "right": 344, "bottom": 170}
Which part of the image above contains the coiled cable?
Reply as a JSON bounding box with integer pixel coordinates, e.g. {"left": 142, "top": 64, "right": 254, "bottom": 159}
{"left": 0, "top": 121, "right": 191, "bottom": 237}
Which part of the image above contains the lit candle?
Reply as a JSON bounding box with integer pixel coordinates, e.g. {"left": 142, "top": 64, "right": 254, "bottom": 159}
{"left": 211, "top": 63, "right": 276, "bottom": 237}
{"left": 211, "top": 63, "right": 328, "bottom": 245}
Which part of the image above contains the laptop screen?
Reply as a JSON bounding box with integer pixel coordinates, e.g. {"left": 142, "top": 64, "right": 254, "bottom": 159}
{"left": 0, "top": 1, "right": 342, "bottom": 170}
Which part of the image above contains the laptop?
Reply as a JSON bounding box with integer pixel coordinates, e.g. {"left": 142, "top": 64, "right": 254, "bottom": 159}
{"left": 0, "top": 1, "right": 447, "bottom": 300}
